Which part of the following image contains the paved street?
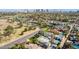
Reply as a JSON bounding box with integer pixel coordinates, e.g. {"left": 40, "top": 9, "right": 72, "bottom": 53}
{"left": 59, "top": 24, "right": 74, "bottom": 48}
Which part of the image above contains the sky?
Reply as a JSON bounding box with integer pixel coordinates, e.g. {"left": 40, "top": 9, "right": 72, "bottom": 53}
{"left": 0, "top": 9, "right": 78, "bottom": 12}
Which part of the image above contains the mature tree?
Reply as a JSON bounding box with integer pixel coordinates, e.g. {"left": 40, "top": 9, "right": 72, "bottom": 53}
{"left": 4, "top": 25, "right": 14, "bottom": 36}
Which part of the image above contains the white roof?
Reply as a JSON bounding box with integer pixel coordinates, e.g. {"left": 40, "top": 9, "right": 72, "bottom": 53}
{"left": 37, "top": 36, "right": 49, "bottom": 43}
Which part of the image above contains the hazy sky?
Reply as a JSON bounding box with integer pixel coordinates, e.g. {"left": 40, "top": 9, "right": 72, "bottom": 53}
{"left": 0, "top": 9, "right": 78, "bottom": 12}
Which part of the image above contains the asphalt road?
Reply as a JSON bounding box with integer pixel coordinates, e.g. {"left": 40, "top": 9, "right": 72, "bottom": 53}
{"left": 59, "top": 24, "right": 74, "bottom": 48}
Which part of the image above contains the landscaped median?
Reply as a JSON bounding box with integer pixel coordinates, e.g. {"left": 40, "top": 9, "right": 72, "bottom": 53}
{"left": 0, "top": 28, "right": 40, "bottom": 49}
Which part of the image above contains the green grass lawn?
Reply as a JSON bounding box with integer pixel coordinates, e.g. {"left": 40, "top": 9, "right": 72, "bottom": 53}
{"left": 42, "top": 27, "right": 49, "bottom": 32}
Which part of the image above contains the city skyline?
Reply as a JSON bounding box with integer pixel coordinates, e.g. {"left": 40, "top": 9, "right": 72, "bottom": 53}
{"left": 0, "top": 9, "right": 79, "bottom": 12}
